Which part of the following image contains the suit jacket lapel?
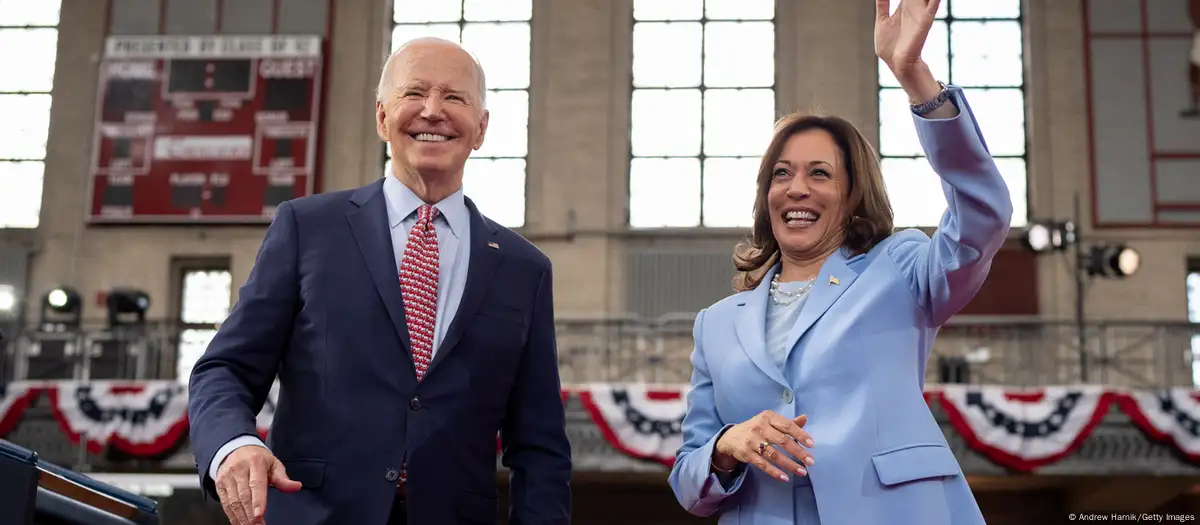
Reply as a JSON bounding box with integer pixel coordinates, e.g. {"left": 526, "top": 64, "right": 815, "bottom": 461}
{"left": 345, "top": 179, "right": 412, "bottom": 354}
{"left": 733, "top": 265, "right": 789, "bottom": 388}
{"left": 426, "top": 197, "right": 501, "bottom": 376}
{"left": 781, "top": 248, "right": 861, "bottom": 356}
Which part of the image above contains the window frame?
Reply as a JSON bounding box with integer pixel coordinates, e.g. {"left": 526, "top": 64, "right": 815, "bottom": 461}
{"left": 875, "top": 0, "right": 1030, "bottom": 230}
{"left": 626, "top": 1, "right": 778, "bottom": 230}
{"left": 385, "top": 1, "right": 533, "bottom": 229}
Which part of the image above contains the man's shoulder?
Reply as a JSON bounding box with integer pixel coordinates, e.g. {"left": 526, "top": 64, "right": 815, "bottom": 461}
{"left": 485, "top": 220, "right": 551, "bottom": 271}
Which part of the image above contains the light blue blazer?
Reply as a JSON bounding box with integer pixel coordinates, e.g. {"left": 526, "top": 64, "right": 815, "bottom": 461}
{"left": 668, "top": 87, "right": 1013, "bottom": 525}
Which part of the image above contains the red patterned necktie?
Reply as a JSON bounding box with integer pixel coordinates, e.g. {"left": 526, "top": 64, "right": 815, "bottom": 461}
{"left": 399, "top": 204, "right": 440, "bottom": 381}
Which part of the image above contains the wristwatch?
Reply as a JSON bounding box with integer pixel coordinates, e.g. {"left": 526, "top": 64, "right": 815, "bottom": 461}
{"left": 911, "top": 81, "right": 951, "bottom": 116}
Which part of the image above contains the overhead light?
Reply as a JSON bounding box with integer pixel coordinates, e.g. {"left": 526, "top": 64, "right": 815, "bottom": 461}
{"left": 1085, "top": 244, "right": 1140, "bottom": 278}
{"left": 106, "top": 287, "right": 151, "bottom": 328}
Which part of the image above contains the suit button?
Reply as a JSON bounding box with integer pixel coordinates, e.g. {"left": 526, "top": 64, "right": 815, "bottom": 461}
{"left": 409, "top": 396, "right": 421, "bottom": 410}
{"left": 782, "top": 390, "right": 794, "bottom": 404}
{"left": 385, "top": 468, "right": 399, "bottom": 482}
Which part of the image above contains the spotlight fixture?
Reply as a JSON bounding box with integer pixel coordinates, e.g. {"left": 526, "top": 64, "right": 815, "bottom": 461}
{"left": 39, "top": 285, "right": 83, "bottom": 330}
{"left": 106, "top": 287, "right": 151, "bottom": 328}
{"left": 1021, "top": 220, "right": 1076, "bottom": 253}
{"left": 1084, "top": 244, "right": 1140, "bottom": 278}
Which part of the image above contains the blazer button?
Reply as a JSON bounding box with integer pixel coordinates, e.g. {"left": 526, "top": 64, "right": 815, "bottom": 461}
{"left": 385, "top": 468, "right": 399, "bottom": 482}
{"left": 409, "top": 396, "right": 422, "bottom": 410}
{"left": 782, "top": 390, "right": 794, "bottom": 404}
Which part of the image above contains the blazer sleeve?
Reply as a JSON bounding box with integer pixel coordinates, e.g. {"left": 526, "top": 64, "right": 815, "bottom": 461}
{"left": 187, "top": 200, "right": 300, "bottom": 498}
{"left": 668, "top": 308, "right": 748, "bottom": 517}
{"left": 501, "top": 263, "right": 573, "bottom": 525}
{"left": 887, "top": 86, "right": 1015, "bottom": 326}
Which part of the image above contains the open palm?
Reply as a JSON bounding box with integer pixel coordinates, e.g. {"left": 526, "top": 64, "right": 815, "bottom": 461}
{"left": 874, "top": 0, "right": 940, "bottom": 78}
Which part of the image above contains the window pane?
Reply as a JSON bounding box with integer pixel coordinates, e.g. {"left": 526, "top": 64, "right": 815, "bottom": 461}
{"left": 181, "top": 270, "right": 232, "bottom": 325}
{"left": 474, "top": 89, "right": 527, "bottom": 158}
{"left": 0, "top": 161, "right": 43, "bottom": 228}
{"left": 463, "top": 0, "right": 531, "bottom": 21}
{"left": 879, "top": 21, "right": 947, "bottom": 88}
{"left": 704, "top": 21, "right": 774, "bottom": 88}
{"left": 878, "top": 88, "right": 922, "bottom": 157}
{"left": 992, "top": 157, "right": 1028, "bottom": 227}
{"left": 881, "top": 157, "right": 946, "bottom": 228}
{"left": 0, "top": 94, "right": 51, "bottom": 160}
{"left": 464, "top": 158, "right": 525, "bottom": 227}
{"left": 705, "top": 0, "right": 774, "bottom": 20}
{"left": 950, "top": 0, "right": 1020, "bottom": 19}
{"left": 0, "top": 29, "right": 58, "bottom": 92}
{"left": 393, "top": 0, "right": 462, "bottom": 23}
{"left": 177, "top": 329, "right": 216, "bottom": 385}
{"left": 960, "top": 87, "right": 1025, "bottom": 156}
{"left": 633, "top": 22, "right": 702, "bottom": 88}
{"left": 884, "top": 0, "right": 947, "bottom": 19}
{"left": 462, "top": 22, "right": 530, "bottom": 90}
{"left": 950, "top": 21, "right": 1023, "bottom": 87}
{"left": 704, "top": 88, "right": 774, "bottom": 157}
{"left": 630, "top": 157, "right": 701, "bottom": 227}
{"left": 703, "top": 157, "right": 759, "bottom": 227}
{"left": 633, "top": 0, "right": 702, "bottom": 21}
{"left": 631, "top": 88, "right": 701, "bottom": 157}
{"left": 0, "top": 0, "right": 61, "bottom": 26}
{"left": 391, "top": 23, "right": 460, "bottom": 52}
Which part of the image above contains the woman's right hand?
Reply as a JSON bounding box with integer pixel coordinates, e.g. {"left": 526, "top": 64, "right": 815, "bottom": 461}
{"left": 713, "top": 411, "right": 815, "bottom": 482}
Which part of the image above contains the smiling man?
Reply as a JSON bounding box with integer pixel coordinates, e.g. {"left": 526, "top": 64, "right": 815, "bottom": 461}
{"left": 188, "top": 37, "right": 572, "bottom": 525}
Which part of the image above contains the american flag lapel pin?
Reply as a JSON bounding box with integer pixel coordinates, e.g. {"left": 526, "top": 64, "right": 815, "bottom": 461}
{"left": 488, "top": 242, "right": 500, "bottom": 249}
{"left": 829, "top": 276, "right": 840, "bottom": 286}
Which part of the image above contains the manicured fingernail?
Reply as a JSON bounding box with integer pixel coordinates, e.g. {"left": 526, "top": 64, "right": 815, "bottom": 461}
{"left": 805, "top": 456, "right": 815, "bottom": 466}
{"left": 779, "top": 473, "right": 789, "bottom": 482}
{"left": 797, "top": 467, "right": 808, "bottom": 475}
{"left": 805, "top": 438, "right": 814, "bottom": 447}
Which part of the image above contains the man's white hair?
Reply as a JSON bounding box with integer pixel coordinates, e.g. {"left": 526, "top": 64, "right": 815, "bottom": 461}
{"left": 376, "top": 37, "right": 488, "bottom": 108}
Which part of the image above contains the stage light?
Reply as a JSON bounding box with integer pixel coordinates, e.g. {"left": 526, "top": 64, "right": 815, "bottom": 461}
{"left": 39, "top": 286, "right": 82, "bottom": 329}
{"left": 1085, "top": 244, "right": 1141, "bottom": 278}
{"left": 0, "top": 284, "right": 15, "bottom": 315}
{"left": 106, "top": 287, "right": 151, "bottom": 328}
{"left": 1021, "top": 220, "right": 1075, "bottom": 253}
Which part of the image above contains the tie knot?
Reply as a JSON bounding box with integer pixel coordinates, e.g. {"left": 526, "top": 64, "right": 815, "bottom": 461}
{"left": 417, "top": 204, "right": 440, "bottom": 224}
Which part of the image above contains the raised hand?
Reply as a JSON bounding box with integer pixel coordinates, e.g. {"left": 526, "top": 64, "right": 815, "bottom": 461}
{"left": 714, "top": 412, "right": 815, "bottom": 482}
{"left": 215, "top": 446, "right": 303, "bottom": 525}
{"left": 874, "top": 0, "right": 940, "bottom": 82}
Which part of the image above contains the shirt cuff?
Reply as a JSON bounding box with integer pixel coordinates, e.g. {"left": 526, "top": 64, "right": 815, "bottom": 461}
{"left": 208, "top": 435, "right": 267, "bottom": 482}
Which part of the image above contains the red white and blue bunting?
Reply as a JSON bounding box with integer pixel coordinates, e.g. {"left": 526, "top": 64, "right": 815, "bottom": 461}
{"left": 3, "top": 381, "right": 1200, "bottom": 472}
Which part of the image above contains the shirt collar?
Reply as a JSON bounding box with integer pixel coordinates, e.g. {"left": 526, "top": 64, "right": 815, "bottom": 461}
{"left": 382, "top": 165, "right": 468, "bottom": 240}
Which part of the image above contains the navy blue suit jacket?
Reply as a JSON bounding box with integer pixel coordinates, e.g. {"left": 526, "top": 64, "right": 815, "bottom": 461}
{"left": 187, "top": 178, "right": 572, "bottom": 525}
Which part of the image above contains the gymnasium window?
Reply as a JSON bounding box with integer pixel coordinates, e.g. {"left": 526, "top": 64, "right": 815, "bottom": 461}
{"left": 628, "top": 0, "right": 776, "bottom": 228}
{"left": 387, "top": 0, "right": 531, "bottom": 228}
{"left": 0, "top": 0, "right": 60, "bottom": 228}
{"left": 876, "top": 0, "right": 1028, "bottom": 228}
{"left": 176, "top": 269, "right": 232, "bottom": 385}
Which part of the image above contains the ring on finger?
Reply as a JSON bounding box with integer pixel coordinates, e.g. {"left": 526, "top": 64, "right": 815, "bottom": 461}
{"left": 757, "top": 441, "right": 769, "bottom": 455}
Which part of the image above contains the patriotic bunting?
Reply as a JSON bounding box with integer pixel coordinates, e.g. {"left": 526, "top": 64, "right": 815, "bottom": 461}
{"left": 2, "top": 381, "right": 1200, "bottom": 472}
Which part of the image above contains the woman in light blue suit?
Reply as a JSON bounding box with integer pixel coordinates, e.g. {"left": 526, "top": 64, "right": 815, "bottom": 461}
{"left": 667, "top": 1, "right": 1012, "bottom": 524}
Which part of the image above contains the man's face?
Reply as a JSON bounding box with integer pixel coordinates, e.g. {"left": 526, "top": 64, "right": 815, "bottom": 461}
{"left": 376, "top": 42, "right": 489, "bottom": 181}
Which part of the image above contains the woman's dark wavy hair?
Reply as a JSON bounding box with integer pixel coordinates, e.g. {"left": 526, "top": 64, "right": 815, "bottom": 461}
{"left": 732, "top": 113, "right": 895, "bottom": 292}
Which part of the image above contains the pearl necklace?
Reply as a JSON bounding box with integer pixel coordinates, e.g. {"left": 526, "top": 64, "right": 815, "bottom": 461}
{"left": 769, "top": 274, "right": 814, "bottom": 306}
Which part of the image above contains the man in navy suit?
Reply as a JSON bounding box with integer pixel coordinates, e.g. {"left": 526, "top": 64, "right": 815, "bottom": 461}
{"left": 187, "top": 37, "right": 573, "bottom": 525}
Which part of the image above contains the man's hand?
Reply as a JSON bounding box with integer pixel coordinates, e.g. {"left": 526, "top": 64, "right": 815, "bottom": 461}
{"left": 214, "top": 446, "right": 302, "bottom": 525}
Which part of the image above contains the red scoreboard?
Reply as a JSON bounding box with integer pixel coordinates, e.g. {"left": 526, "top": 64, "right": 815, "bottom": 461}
{"left": 88, "top": 35, "right": 325, "bottom": 223}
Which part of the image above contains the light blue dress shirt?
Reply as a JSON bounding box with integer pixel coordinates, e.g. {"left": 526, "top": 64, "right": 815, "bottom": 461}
{"left": 206, "top": 168, "right": 473, "bottom": 483}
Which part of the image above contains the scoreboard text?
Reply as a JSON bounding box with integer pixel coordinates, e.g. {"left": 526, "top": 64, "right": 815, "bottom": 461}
{"left": 88, "top": 35, "right": 325, "bottom": 223}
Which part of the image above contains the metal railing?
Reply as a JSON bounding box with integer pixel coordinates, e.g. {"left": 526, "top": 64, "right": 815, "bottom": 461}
{"left": 1, "top": 318, "right": 1197, "bottom": 387}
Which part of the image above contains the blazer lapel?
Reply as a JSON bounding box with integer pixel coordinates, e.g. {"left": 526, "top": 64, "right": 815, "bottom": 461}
{"left": 733, "top": 265, "right": 789, "bottom": 388}
{"left": 345, "top": 179, "right": 412, "bottom": 353}
{"left": 781, "top": 248, "right": 861, "bottom": 356}
{"left": 425, "top": 197, "right": 501, "bottom": 375}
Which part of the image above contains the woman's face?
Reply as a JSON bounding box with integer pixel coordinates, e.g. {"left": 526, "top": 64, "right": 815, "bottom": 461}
{"left": 766, "top": 129, "right": 851, "bottom": 258}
